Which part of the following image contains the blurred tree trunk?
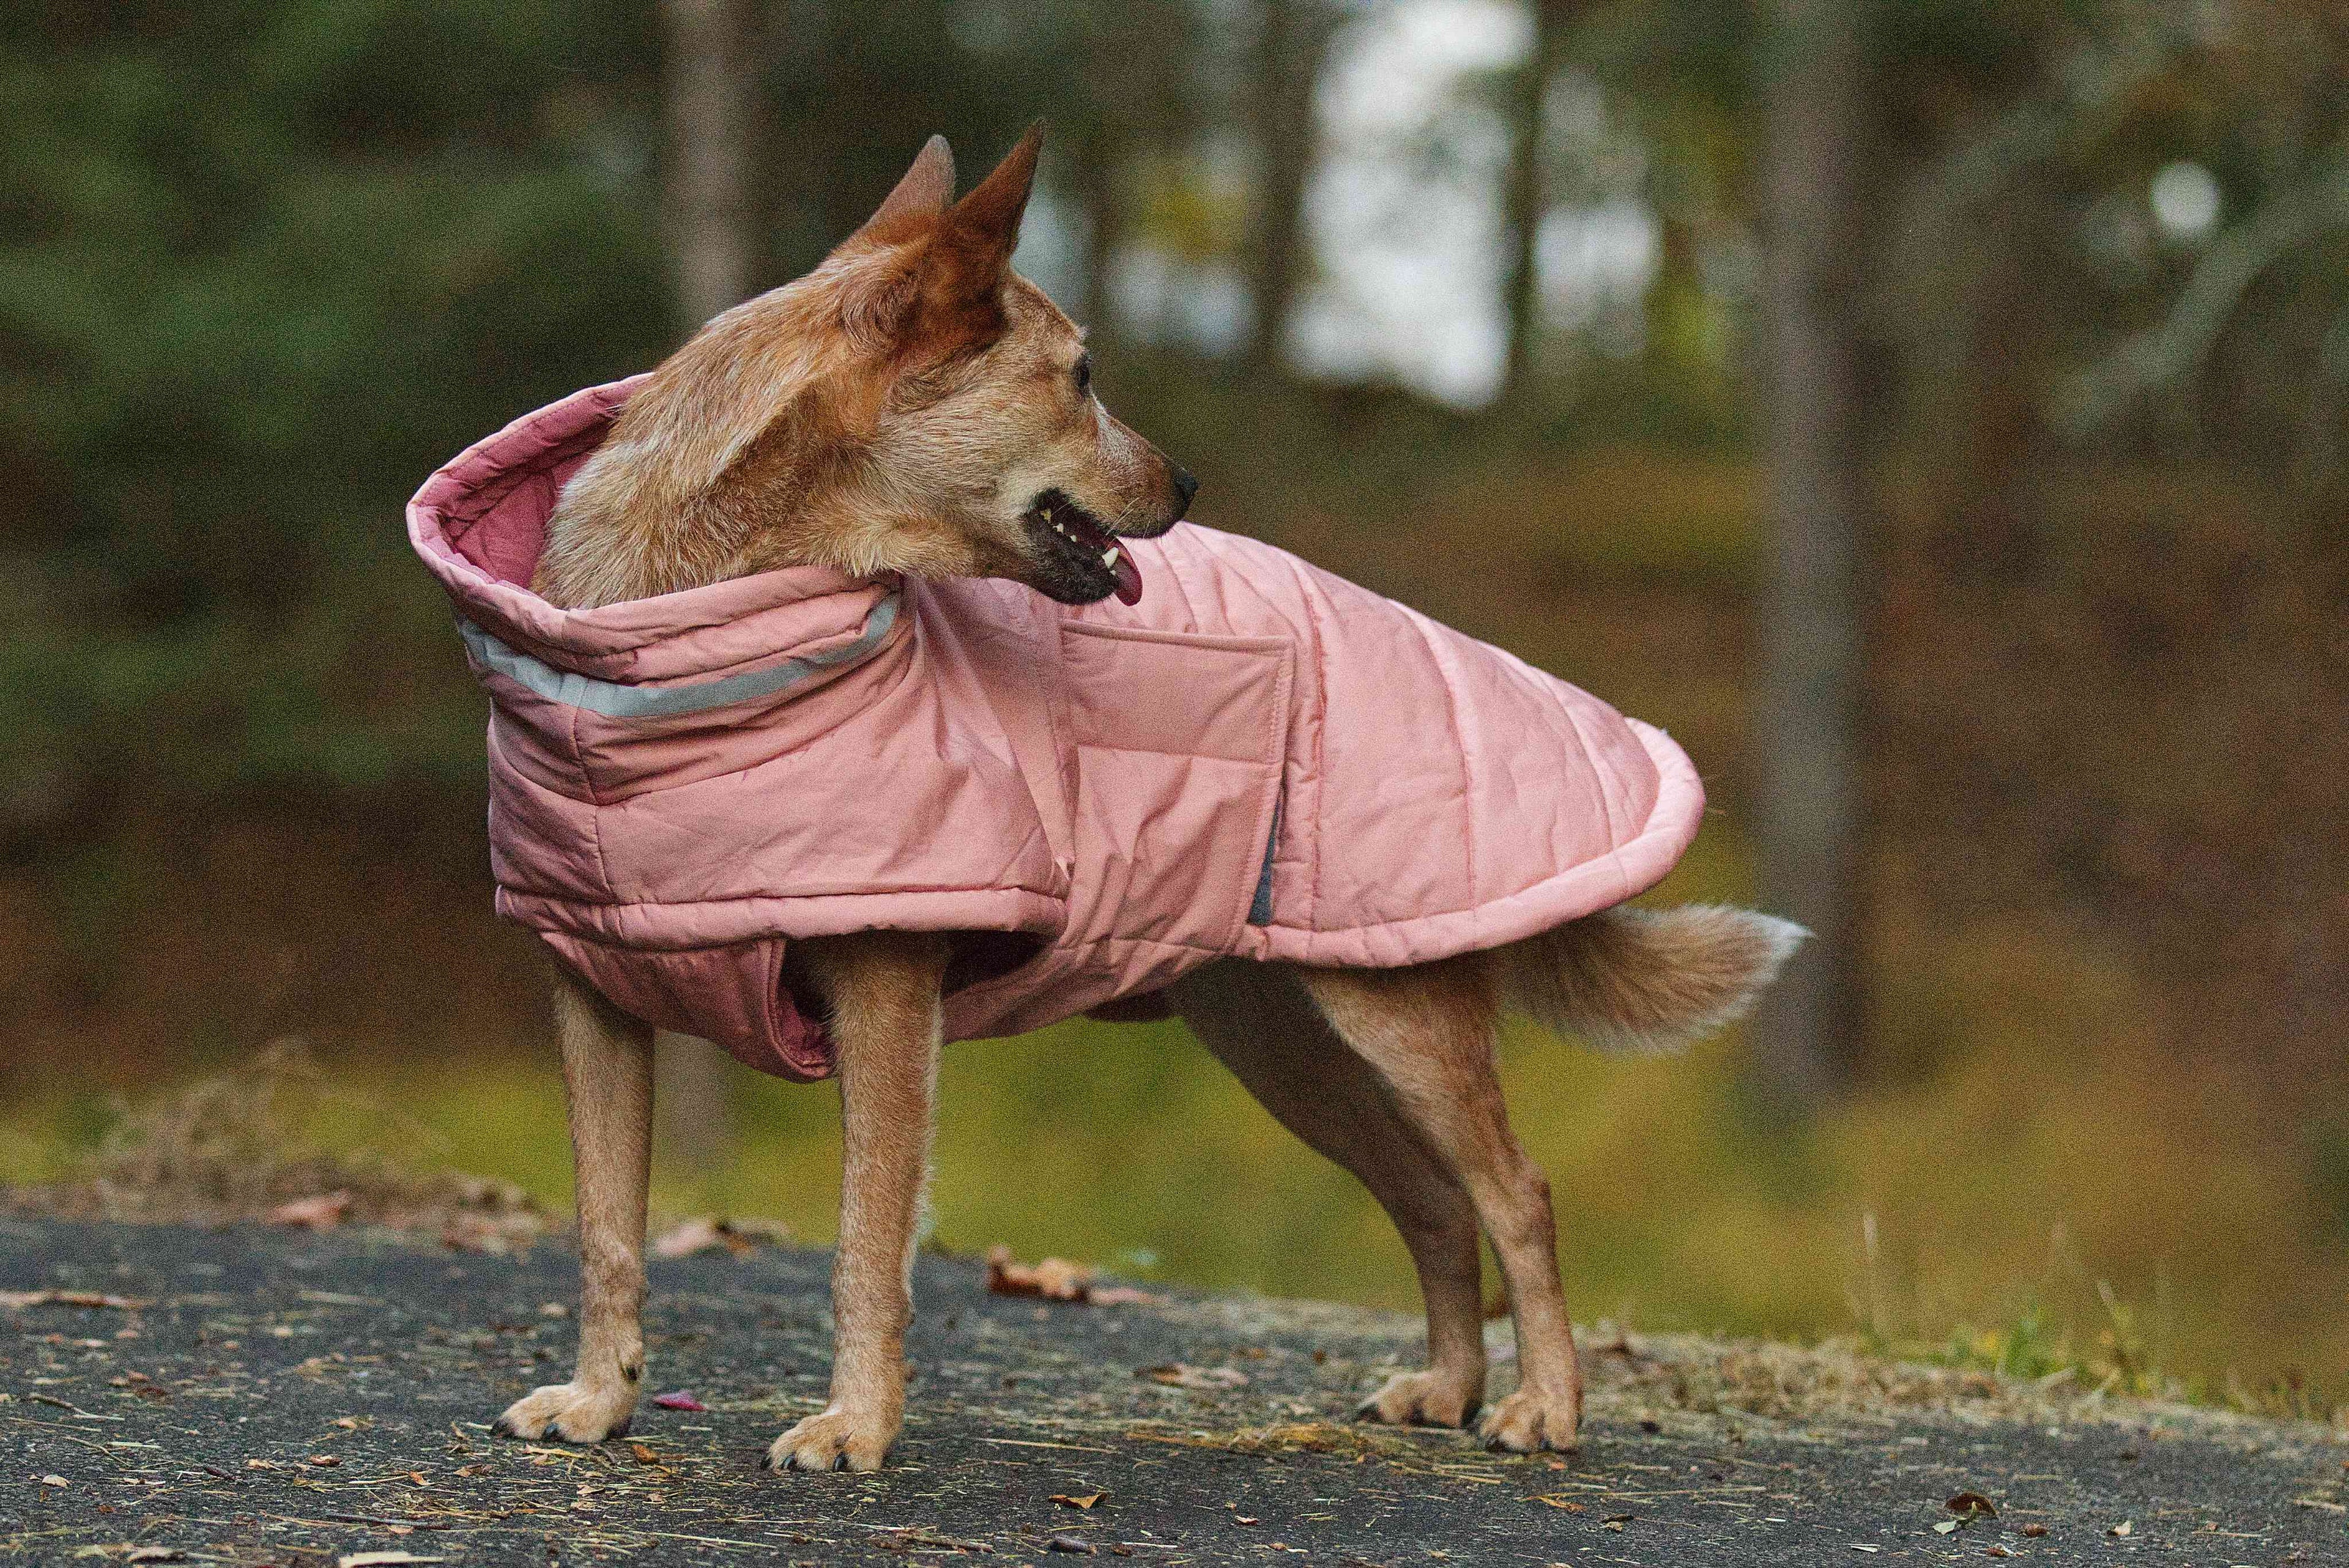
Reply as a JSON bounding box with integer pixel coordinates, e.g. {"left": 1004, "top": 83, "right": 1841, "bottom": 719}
{"left": 1749, "top": 0, "right": 1871, "bottom": 1109}
{"left": 656, "top": 0, "right": 759, "bottom": 1163}
{"left": 1073, "top": 1, "right": 1173, "bottom": 353}
{"left": 1071, "top": 64, "right": 1129, "bottom": 349}
{"left": 663, "top": 0, "right": 758, "bottom": 329}
{"left": 1499, "top": 0, "right": 1578, "bottom": 407}
{"left": 1242, "top": 0, "right": 1331, "bottom": 374}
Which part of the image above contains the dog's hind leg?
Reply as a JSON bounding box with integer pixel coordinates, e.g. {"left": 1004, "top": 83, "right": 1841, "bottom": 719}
{"left": 1294, "top": 955, "right": 1584, "bottom": 1452}
{"left": 495, "top": 967, "right": 656, "bottom": 1444}
{"left": 1168, "top": 961, "right": 1489, "bottom": 1429}
{"left": 764, "top": 931, "right": 949, "bottom": 1474}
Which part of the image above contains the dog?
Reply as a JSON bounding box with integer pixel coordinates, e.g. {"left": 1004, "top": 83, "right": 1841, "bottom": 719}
{"left": 417, "top": 128, "right": 1800, "bottom": 1473}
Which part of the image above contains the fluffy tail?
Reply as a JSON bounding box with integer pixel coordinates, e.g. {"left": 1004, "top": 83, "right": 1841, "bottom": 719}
{"left": 1498, "top": 904, "right": 1806, "bottom": 1055}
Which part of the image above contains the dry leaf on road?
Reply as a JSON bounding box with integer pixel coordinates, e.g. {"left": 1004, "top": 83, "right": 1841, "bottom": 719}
{"left": 1086, "top": 1285, "right": 1167, "bottom": 1306}
{"left": 651, "top": 1215, "right": 791, "bottom": 1259}
{"left": 986, "top": 1247, "right": 1164, "bottom": 1306}
{"left": 0, "top": 1288, "right": 152, "bottom": 1310}
{"left": 987, "top": 1246, "right": 1091, "bottom": 1300}
{"left": 268, "top": 1191, "right": 352, "bottom": 1230}
{"left": 1140, "top": 1363, "right": 1249, "bottom": 1391}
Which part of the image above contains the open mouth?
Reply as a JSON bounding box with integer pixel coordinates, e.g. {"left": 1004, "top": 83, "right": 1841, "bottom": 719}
{"left": 1026, "top": 489, "right": 1143, "bottom": 605}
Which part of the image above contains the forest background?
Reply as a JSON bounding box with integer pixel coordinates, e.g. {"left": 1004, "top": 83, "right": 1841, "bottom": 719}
{"left": 3, "top": 0, "right": 2344, "bottom": 1416}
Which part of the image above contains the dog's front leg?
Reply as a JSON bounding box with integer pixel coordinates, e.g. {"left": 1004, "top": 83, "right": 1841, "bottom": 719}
{"left": 495, "top": 969, "right": 655, "bottom": 1443}
{"left": 765, "top": 931, "right": 948, "bottom": 1474}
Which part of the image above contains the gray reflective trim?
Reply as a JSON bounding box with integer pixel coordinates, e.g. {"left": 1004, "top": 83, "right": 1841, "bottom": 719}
{"left": 459, "top": 592, "right": 900, "bottom": 719}
{"left": 1247, "top": 790, "right": 1283, "bottom": 926}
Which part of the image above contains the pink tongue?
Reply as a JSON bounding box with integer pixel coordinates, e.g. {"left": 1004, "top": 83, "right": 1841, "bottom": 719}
{"left": 1111, "top": 544, "right": 1143, "bottom": 605}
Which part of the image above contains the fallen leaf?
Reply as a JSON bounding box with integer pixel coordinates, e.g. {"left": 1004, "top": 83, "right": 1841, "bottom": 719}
{"left": 1987, "top": 1549, "right": 2015, "bottom": 1560}
{"left": 1140, "top": 1363, "right": 1249, "bottom": 1391}
{"left": 651, "top": 1215, "right": 792, "bottom": 1259}
{"left": 721, "top": 1215, "right": 793, "bottom": 1246}
{"left": 987, "top": 1246, "right": 1092, "bottom": 1301}
{"left": 0, "top": 1289, "right": 151, "bottom": 1311}
{"left": 628, "top": 1442, "right": 666, "bottom": 1466}
{"left": 1052, "top": 1492, "right": 1106, "bottom": 1509}
{"left": 39, "top": 1474, "right": 67, "bottom": 1487}
{"left": 1233, "top": 1516, "right": 1259, "bottom": 1526}
{"left": 245, "top": 1459, "right": 276, "bottom": 1471}
{"left": 337, "top": 1555, "right": 446, "bottom": 1567}
{"left": 651, "top": 1390, "right": 707, "bottom": 1411}
{"left": 1047, "top": 1537, "right": 1097, "bottom": 1555}
{"left": 2019, "top": 1523, "right": 2049, "bottom": 1537}
{"left": 333, "top": 1416, "right": 362, "bottom": 1430}
{"left": 407, "top": 1471, "right": 428, "bottom": 1487}
{"left": 983, "top": 1245, "right": 1163, "bottom": 1305}
{"left": 1085, "top": 1286, "right": 1167, "bottom": 1306}
{"left": 306, "top": 1454, "right": 342, "bottom": 1467}
{"left": 651, "top": 1216, "right": 727, "bottom": 1259}
{"left": 1933, "top": 1520, "right": 1959, "bottom": 1534}
{"left": 439, "top": 1211, "right": 538, "bottom": 1255}
{"left": 269, "top": 1191, "right": 353, "bottom": 1230}
{"left": 2107, "top": 1520, "right": 2132, "bottom": 1537}
{"left": 1946, "top": 1491, "right": 1998, "bottom": 1518}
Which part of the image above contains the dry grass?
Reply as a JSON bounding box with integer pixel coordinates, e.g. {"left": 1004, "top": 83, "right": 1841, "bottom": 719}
{"left": 4, "top": 1038, "right": 547, "bottom": 1251}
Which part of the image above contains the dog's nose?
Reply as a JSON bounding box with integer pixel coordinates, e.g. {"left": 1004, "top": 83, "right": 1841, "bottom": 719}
{"left": 1170, "top": 465, "right": 1198, "bottom": 516}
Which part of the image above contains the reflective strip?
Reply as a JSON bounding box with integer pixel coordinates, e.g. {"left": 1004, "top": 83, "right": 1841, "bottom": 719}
{"left": 459, "top": 592, "right": 900, "bottom": 719}
{"left": 1247, "top": 790, "right": 1283, "bottom": 926}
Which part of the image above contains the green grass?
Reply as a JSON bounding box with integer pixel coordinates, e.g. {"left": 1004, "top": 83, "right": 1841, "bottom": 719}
{"left": 9, "top": 854, "right": 2343, "bottom": 1422}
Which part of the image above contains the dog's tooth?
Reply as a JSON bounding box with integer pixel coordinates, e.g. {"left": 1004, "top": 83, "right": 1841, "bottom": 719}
{"left": 1102, "top": 545, "right": 1121, "bottom": 569}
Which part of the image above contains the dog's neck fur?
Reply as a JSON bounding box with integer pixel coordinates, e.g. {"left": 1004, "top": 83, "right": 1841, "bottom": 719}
{"left": 533, "top": 257, "right": 964, "bottom": 610}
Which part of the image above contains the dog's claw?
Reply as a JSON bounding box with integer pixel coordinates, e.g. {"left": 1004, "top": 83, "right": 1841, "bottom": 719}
{"left": 493, "top": 1380, "right": 639, "bottom": 1445}
{"left": 765, "top": 1405, "right": 896, "bottom": 1475}
{"left": 1474, "top": 1384, "right": 1582, "bottom": 1454}
{"left": 1357, "top": 1368, "right": 1483, "bottom": 1430}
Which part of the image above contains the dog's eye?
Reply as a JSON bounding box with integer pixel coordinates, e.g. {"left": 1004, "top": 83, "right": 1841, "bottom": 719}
{"left": 1072, "top": 353, "right": 1092, "bottom": 397}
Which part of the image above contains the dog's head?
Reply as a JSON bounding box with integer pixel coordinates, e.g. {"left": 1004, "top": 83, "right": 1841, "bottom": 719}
{"left": 571, "top": 127, "right": 1194, "bottom": 610}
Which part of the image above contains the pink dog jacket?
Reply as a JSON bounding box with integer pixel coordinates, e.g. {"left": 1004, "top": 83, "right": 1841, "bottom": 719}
{"left": 408, "top": 379, "right": 1706, "bottom": 1080}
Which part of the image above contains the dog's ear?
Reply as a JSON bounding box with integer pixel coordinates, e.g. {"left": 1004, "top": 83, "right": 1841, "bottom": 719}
{"left": 834, "top": 138, "right": 958, "bottom": 348}
{"left": 926, "top": 123, "right": 1042, "bottom": 309}
{"left": 860, "top": 135, "right": 957, "bottom": 240}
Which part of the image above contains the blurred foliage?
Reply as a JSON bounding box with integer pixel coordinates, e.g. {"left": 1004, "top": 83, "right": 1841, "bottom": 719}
{"left": 4, "top": 0, "right": 2342, "bottom": 834}
{"left": 0, "top": 1, "right": 672, "bottom": 827}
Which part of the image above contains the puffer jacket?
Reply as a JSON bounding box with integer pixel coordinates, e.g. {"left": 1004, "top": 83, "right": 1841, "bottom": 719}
{"left": 408, "top": 379, "right": 1706, "bottom": 1079}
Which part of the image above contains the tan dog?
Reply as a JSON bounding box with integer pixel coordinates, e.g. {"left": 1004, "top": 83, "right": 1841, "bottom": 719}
{"left": 491, "top": 128, "right": 1800, "bottom": 1473}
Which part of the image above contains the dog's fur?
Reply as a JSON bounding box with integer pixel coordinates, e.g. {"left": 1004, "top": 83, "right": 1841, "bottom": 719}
{"left": 492, "top": 128, "right": 1802, "bottom": 1473}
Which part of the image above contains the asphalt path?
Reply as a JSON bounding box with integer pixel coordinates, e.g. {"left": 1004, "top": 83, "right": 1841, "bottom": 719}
{"left": 2, "top": 1218, "right": 2342, "bottom": 1565}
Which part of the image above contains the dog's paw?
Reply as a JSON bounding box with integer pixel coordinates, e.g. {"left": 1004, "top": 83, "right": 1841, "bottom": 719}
{"left": 1475, "top": 1383, "right": 1581, "bottom": 1453}
{"left": 491, "top": 1381, "right": 636, "bottom": 1444}
{"left": 1357, "top": 1367, "right": 1482, "bottom": 1429}
{"left": 762, "top": 1405, "right": 896, "bottom": 1474}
